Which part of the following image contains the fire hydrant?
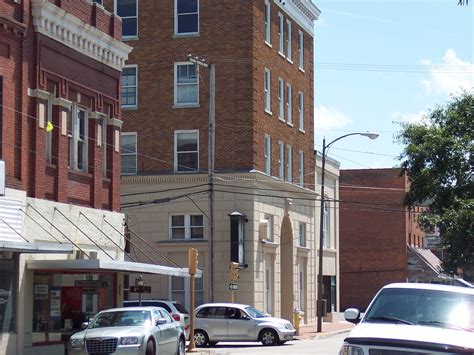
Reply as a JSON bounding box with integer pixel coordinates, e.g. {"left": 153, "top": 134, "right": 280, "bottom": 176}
{"left": 293, "top": 308, "right": 303, "bottom": 335}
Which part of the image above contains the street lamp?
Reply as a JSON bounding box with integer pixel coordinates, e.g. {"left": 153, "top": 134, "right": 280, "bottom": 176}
{"left": 316, "top": 132, "right": 379, "bottom": 333}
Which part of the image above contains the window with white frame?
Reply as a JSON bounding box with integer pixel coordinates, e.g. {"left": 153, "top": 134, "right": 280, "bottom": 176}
{"left": 264, "top": 134, "right": 271, "bottom": 175}
{"left": 45, "top": 95, "right": 53, "bottom": 164}
{"left": 264, "top": 0, "right": 271, "bottom": 44}
{"left": 286, "top": 83, "right": 292, "bottom": 124}
{"left": 286, "top": 20, "right": 292, "bottom": 61}
{"left": 116, "top": 0, "right": 138, "bottom": 38}
{"left": 175, "top": 0, "right": 199, "bottom": 35}
{"left": 265, "top": 214, "right": 274, "bottom": 242}
{"left": 67, "top": 105, "right": 88, "bottom": 171}
{"left": 299, "top": 150, "right": 304, "bottom": 187}
{"left": 278, "top": 78, "right": 284, "bottom": 120}
{"left": 278, "top": 141, "right": 284, "bottom": 180}
{"left": 121, "top": 132, "right": 137, "bottom": 175}
{"left": 323, "top": 201, "right": 330, "bottom": 248}
{"left": 174, "top": 130, "right": 199, "bottom": 172}
{"left": 171, "top": 275, "right": 204, "bottom": 311}
{"left": 286, "top": 144, "right": 292, "bottom": 182}
{"left": 299, "top": 222, "right": 306, "bottom": 247}
{"left": 121, "top": 65, "right": 137, "bottom": 108}
{"left": 298, "top": 91, "right": 304, "bottom": 131}
{"left": 264, "top": 68, "right": 271, "bottom": 113}
{"left": 278, "top": 13, "right": 284, "bottom": 55}
{"left": 298, "top": 30, "right": 304, "bottom": 70}
{"left": 170, "top": 214, "right": 204, "bottom": 240}
{"left": 174, "top": 63, "right": 198, "bottom": 106}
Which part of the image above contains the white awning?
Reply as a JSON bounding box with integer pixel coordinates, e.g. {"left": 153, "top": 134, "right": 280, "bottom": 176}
{"left": 26, "top": 259, "right": 202, "bottom": 278}
{"left": 0, "top": 241, "right": 74, "bottom": 254}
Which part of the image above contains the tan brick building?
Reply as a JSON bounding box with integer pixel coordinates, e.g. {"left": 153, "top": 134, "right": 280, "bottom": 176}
{"left": 111, "top": 0, "right": 321, "bottom": 324}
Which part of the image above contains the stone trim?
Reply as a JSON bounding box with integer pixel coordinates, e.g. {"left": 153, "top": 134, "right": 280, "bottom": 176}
{"left": 27, "top": 88, "right": 50, "bottom": 101}
{"left": 107, "top": 117, "right": 123, "bottom": 128}
{"left": 52, "top": 97, "right": 72, "bottom": 109}
{"left": 273, "top": 0, "right": 320, "bottom": 36}
{"left": 31, "top": 0, "right": 132, "bottom": 71}
{"left": 90, "top": 111, "right": 107, "bottom": 120}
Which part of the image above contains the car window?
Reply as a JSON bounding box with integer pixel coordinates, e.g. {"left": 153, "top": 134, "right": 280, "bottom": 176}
{"left": 153, "top": 310, "right": 161, "bottom": 323}
{"left": 160, "top": 310, "right": 173, "bottom": 323}
{"left": 209, "top": 307, "right": 226, "bottom": 319}
{"left": 227, "top": 308, "right": 245, "bottom": 319}
{"left": 90, "top": 310, "right": 151, "bottom": 328}
{"left": 245, "top": 307, "right": 265, "bottom": 318}
{"left": 196, "top": 307, "right": 210, "bottom": 318}
{"left": 173, "top": 302, "right": 189, "bottom": 314}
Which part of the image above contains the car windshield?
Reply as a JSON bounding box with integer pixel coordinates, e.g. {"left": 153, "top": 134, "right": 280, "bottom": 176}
{"left": 245, "top": 307, "right": 265, "bottom": 318}
{"left": 89, "top": 310, "right": 152, "bottom": 328}
{"left": 364, "top": 288, "right": 474, "bottom": 332}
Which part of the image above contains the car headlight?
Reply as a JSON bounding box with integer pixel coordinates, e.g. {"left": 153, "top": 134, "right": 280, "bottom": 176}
{"left": 69, "top": 338, "right": 85, "bottom": 348}
{"left": 121, "top": 336, "right": 140, "bottom": 345}
{"left": 339, "top": 344, "right": 364, "bottom": 355}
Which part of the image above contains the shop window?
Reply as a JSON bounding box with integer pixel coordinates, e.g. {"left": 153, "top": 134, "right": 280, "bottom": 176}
{"left": 32, "top": 272, "right": 114, "bottom": 344}
{"left": 0, "top": 259, "right": 16, "bottom": 334}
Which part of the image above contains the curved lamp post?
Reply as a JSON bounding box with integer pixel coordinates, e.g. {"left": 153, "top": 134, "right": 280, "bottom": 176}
{"left": 316, "top": 132, "right": 379, "bottom": 332}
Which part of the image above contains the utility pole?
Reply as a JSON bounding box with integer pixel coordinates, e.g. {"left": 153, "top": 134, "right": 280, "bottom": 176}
{"left": 188, "top": 54, "right": 215, "bottom": 302}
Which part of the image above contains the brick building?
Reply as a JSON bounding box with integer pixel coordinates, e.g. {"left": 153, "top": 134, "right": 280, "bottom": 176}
{"left": 0, "top": 0, "right": 134, "bottom": 353}
{"left": 339, "top": 168, "right": 440, "bottom": 311}
{"left": 111, "top": 0, "right": 322, "bottom": 324}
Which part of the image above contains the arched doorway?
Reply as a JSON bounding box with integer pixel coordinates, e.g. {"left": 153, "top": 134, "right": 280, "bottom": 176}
{"left": 280, "top": 213, "right": 294, "bottom": 321}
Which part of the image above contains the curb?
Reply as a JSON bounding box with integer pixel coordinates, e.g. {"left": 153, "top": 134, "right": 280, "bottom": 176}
{"left": 314, "top": 328, "right": 352, "bottom": 339}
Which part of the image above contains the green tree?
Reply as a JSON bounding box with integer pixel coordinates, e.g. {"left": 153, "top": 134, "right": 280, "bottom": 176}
{"left": 399, "top": 91, "right": 473, "bottom": 275}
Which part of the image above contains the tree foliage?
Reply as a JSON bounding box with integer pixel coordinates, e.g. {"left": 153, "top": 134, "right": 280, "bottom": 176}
{"left": 399, "top": 91, "right": 473, "bottom": 275}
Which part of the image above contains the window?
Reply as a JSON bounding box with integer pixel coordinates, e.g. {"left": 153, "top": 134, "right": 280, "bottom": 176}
{"left": 323, "top": 201, "right": 330, "bottom": 248}
{"left": 298, "top": 30, "right": 304, "bottom": 70}
{"left": 286, "top": 144, "right": 292, "bottom": 182}
{"left": 265, "top": 214, "right": 274, "bottom": 242}
{"left": 286, "top": 20, "right": 292, "bottom": 61}
{"left": 101, "top": 120, "right": 108, "bottom": 177}
{"left": 171, "top": 275, "right": 204, "bottom": 311}
{"left": 299, "top": 268, "right": 305, "bottom": 311}
{"left": 0, "top": 260, "right": 16, "bottom": 334}
{"left": 68, "top": 106, "right": 88, "bottom": 171}
{"left": 170, "top": 214, "right": 204, "bottom": 240}
{"left": 175, "top": 0, "right": 199, "bottom": 35}
{"left": 116, "top": 0, "right": 138, "bottom": 38}
{"left": 174, "top": 63, "right": 198, "bottom": 106}
{"left": 121, "top": 132, "right": 137, "bottom": 175}
{"left": 278, "top": 78, "right": 284, "bottom": 120}
{"left": 264, "top": 68, "right": 271, "bottom": 113}
{"left": 0, "top": 76, "right": 2, "bottom": 159}
{"left": 121, "top": 65, "right": 137, "bottom": 108}
{"left": 45, "top": 95, "right": 53, "bottom": 163}
{"left": 298, "top": 91, "right": 304, "bottom": 131}
{"left": 265, "top": 268, "right": 272, "bottom": 314}
{"left": 93, "top": 0, "right": 103, "bottom": 5}
{"left": 286, "top": 83, "right": 292, "bottom": 125}
{"left": 278, "top": 13, "right": 284, "bottom": 55}
{"left": 264, "top": 134, "right": 271, "bottom": 175}
{"left": 299, "top": 151, "right": 304, "bottom": 187}
{"left": 174, "top": 130, "right": 199, "bottom": 172}
{"left": 299, "top": 222, "right": 306, "bottom": 247}
{"left": 278, "top": 141, "right": 284, "bottom": 180}
{"left": 264, "top": 0, "right": 271, "bottom": 44}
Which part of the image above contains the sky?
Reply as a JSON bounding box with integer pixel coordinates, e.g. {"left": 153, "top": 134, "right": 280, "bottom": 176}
{"left": 311, "top": 0, "right": 473, "bottom": 169}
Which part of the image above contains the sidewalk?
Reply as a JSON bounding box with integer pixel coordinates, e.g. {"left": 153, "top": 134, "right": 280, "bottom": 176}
{"left": 296, "top": 320, "right": 354, "bottom": 340}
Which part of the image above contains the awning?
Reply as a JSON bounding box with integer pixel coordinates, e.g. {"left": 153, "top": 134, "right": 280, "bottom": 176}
{"left": 0, "top": 241, "right": 74, "bottom": 254}
{"left": 26, "top": 259, "right": 202, "bottom": 278}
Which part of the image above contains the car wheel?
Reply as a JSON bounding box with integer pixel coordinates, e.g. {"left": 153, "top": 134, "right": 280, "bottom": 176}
{"left": 176, "top": 336, "right": 186, "bottom": 355}
{"left": 145, "top": 339, "right": 155, "bottom": 355}
{"left": 194, "top": 329, "right": 209, "bottom": 347}
{"left": 209, "top": 341, "right": 218, "bottom": 346}
{"left": 260, "top": 329, "right": 279, "bottom": 346}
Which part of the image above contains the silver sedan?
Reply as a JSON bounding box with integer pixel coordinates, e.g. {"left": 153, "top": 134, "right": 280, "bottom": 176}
{"left": 68, "top": 307, "right": 185, "bottom": 355}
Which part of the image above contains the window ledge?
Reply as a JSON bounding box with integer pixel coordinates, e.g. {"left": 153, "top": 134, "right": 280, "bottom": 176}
{"left": 299, "top": 128, "right": 305, "bottom": 134}
{"left": 287, "top": 121, "right": 293, "bottom": 127}
{"left": 299, "top": 67, "right": 305, "bottom": 73}
{"left": 261, "top": 239, "right": 279, "bottom": 248}
{"left": 287, "top": 58, "right": 293, "bottom": 64}
{"left": 297, "top": 245, "right": 311, "bottom": 253}
{"left": 173, "top": 103, "right": 200, "bottom": 109}
{"left": 278, "top": 51, "right": 286, "bottom": 59}
{"left": 265, "top": 109, "right": 273, "bottom": 116}
{"left": 122, "top": 106, "right": 138, "bottom": 111}
{"left": 265, "top": 41, "right": 272, "bottom": 48}
{"left": 159, "top": 239, "right": 208, "bottom": 244}
{"left": 173, "top": 33, "right": 201, "bottom": 39}
{"left": 122, "top": 36, "right": 139, "bottom": 42}
{"left": 278, "top": 116, "right": 285, "bottom": 123}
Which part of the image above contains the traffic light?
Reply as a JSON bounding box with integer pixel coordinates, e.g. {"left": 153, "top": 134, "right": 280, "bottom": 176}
{"left": 229, "top": 262, "right": 239, "bottom": 282}
{"left": 188, "top": 248, "right": 198, "bottom": 275}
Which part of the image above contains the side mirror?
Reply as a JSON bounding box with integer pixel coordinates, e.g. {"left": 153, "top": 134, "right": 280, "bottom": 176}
{"left": 156, "top": 318, "right": 167, "bottom": 325}
{"left": 81, "top": 322, "right": 89, "bottom": 330}
{"left": 344, "top": 308, "right": 361, "bottom": 324}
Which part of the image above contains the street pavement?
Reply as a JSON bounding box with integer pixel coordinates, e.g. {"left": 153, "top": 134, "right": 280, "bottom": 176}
{"left": 186, "top": 331, "right": 349, "bottom": 354}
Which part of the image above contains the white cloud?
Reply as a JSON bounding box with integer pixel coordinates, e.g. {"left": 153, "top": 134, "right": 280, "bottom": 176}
{"left": 392, "top": 111, "right": 428, "bottom": 125}
{"left": 420, "top": 49, "right": 473, "bottom": 96}
{"left": 314, "top": 105, "right": 353, "bottom": 130}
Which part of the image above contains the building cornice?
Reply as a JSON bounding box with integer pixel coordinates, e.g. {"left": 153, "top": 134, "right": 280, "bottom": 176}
{"left": 273, "top": 0, "right": 321, "bottom": 36}
{"left": 31, "top": 0, "right": 132, "bottom": 71}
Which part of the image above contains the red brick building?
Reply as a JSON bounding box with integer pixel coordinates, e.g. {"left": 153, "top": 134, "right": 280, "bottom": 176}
{"left": 339, "top": 168, "right": 429, "bottom": 311}
{"left": 111, "top": 0, "right": 323, "bottom": 324}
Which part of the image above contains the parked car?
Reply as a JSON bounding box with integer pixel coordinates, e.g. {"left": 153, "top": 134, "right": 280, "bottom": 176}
{"left": 340, "top": 283, "right": 474, "bottom": 354}
{"left": 67, "top": 307, "right": 185, "bottom": 355}
{"left": 193, "top": 303, "right": 295, "bottom": 346}
{"left": 124, "top": 299, "right": 190, "bottom": 339}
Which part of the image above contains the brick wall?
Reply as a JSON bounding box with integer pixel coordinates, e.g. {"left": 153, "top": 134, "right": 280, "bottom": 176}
{"left": 339, "top": 168, "right": 408, "bottom": 310}
{"left": 0, "top": 0, "right": 123, "bottom": 211}
{"left": 116, "top": 0, "right": 315, "bottom": 188}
